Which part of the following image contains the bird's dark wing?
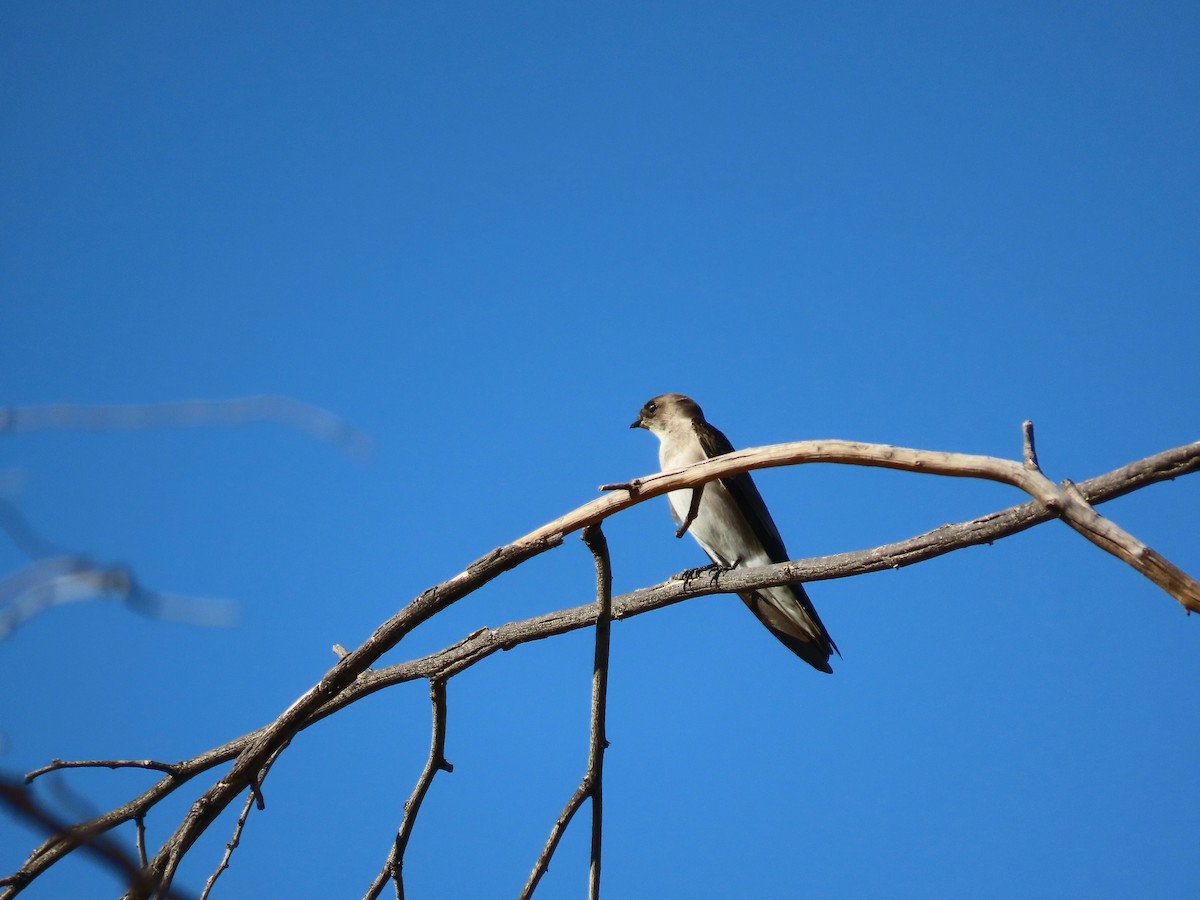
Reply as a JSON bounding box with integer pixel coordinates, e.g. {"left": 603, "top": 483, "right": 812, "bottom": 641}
{"left": 740, "top": 587, "right": 836, "bottom": 673}
{"left": 694, "top": 418, "right": 840, "bottom": 672}
{"left": 693, "top": 420, "right": 790, "bottom": 563}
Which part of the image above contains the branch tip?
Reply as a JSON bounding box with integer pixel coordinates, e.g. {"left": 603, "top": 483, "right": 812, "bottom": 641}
{"left": 1022, "top": 420, "right": 1040, "bottom": 470}
{"left": 598, "top": 479, "right": 640, "bottom": 495}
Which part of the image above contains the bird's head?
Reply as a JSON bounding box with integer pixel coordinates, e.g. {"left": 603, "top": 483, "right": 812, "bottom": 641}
{"left": 630, "top": 393, "right": 703, "bottom": 435}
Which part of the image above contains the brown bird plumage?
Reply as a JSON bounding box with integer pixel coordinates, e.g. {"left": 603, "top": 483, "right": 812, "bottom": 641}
{"left": 631, "top": 393, "right": 838, "bottom": 673}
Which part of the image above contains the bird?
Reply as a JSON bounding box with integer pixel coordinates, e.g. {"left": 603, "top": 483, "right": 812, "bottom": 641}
{"left": 630, "top": 393, "right": 839, "bottom": 673}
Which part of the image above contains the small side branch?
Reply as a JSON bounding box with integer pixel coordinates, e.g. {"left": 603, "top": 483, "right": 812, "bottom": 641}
{"left": 26, "top": 759, "right": 181, "bottom": 784}
{"left": 134, "top": 815, "right": 148, "bottom": 868}
{"left": 1018, "top": 423, "right": 1200, "bottom": 613}
{"left": 365, "top": 680, "right": 452, "bottom": 900}
{"left": 521, "top": 525, "right": 613, "bottom": 900}
{"left": 1022, "top": 420, "right": 1039, "bottom": 469}
{"left": 198, "top": 745, "right": 286, "bottom": 900}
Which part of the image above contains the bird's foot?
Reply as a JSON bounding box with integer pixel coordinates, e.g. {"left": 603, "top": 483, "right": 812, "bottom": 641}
{"left": 677, "top": 561, "right": 737, "bottom": 587}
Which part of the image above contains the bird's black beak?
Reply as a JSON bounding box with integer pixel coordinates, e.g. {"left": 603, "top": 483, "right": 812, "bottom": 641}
{"left": 630, "top": 417, "right": 644, "bottom": 429}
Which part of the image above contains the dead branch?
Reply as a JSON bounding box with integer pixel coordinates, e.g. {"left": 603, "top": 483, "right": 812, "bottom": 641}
{"left": 603, "top": 430, "right": 1200, "bottom": 612}
{"left": 196, "top": 742, "right": 285, "bottom": 900}
{"left": 583, "top": 526, "right": 612, "bottom": 900}
{"left": 521, "top": 525, "right": 613, "bottom": 900}
{"left": 25, "top": 760, "right": 181, "bottom": 783}
{"left": 365, "top": 680, "right": 452, "bottom": 900}
{"left": 197, "top": 792, "right": 254, "bottom": 900}
{"left": 3, "top": 436, "right": 1197, "bottom": 897}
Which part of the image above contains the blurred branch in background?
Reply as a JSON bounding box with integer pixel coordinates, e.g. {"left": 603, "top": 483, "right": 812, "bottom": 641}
{"left": 0, "top": 555, "right": 238, "bottom": 640}
{"left": 0, "top": 396, "right": 373, "bottom": 460}
{"left": 0, "top": 396, "right": 371, "bottom": 638}
{"left": 0, "top": 776, "right": 191, "bottom": 900}
{"left": 0, "top": 499, "right": 69, "bottom": 561}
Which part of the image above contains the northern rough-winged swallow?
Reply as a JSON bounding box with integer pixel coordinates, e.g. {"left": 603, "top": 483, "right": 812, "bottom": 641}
{"left": 631, "top": 393, "right": 839, "bottom": 673}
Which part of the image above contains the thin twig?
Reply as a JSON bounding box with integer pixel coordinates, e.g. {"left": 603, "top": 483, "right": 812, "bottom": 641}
{"left": 26, "top": 759, "right": 180, "bottom": 784}
{"left": 583, "top": 525, "right": 612, "bottom": 900}
{"left": 198, "top": 793, "right": 253, "bottom": 900}
{"left": 135, "top": 815, "right": 148, "bottom": 868}
{"left": 364, "top": 681, "right": 453, "bottom": 900}
{"left": 520, "top": 525, "right": 613, "bottom": 900}
{"left": 199, "top": 746, "right": 286, "bottom": 900}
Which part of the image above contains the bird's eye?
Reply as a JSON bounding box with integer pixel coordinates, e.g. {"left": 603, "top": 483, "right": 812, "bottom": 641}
{"left": 646, "top": 401, "right": 657, "bottom": 414}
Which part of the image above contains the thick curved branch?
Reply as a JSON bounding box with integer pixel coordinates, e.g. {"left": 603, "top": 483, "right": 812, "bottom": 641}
{"left": 603, "top": 434, "right": 1200, "bottom": 611}
{"left": 129, "top": 535, "right": 564, "bottom": 898}
{"left": 324, "top": 437, "right": 1200, "bottom": 707}
{"left": 139, "top": 437, "right": 1200, "bottom": 894}
{"left": 6, "top": 438, "right": 1197, "bottom": 897}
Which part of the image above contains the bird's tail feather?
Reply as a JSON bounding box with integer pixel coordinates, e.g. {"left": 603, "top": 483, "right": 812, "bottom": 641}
{"left": 739, "top": 585, "right": 837, "bottom": 674}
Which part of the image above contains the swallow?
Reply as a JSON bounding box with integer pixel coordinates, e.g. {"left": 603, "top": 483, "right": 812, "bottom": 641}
{"left": 631, "top": 393, "right": 838, "bottom": 673}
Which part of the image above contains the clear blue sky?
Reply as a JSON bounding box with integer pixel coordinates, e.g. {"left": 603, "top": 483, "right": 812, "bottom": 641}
{"left": 2, "top": 2, "right": 1197, "bottom": 897}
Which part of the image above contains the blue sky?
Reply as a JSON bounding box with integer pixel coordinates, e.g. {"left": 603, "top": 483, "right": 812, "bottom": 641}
{"left": 2, "top": 2, "right": 1198, "bottom": 897}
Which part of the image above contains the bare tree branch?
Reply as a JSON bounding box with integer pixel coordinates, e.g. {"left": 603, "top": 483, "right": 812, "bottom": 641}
{"left": 0, "top": 776, "right": 190, "bottom": 900}
{"left": 521, "top": 525, "right": 613, "bottom": 900}
{"left": 1022, "top": 420, "right": 1040, "bottom": 470}
{"left": 365, "top": 680, "right": 453, "bottom": 900}
{"left": 198, "top": 745, "right": 285, "bottom": 900}
{"left": 125, "top": 533, "right": 565, "bottom": 898}
{"left": 4, "top": 436, "right": 1197, "bottom": 897}
{"left": 197, "top": 793, "right": 254, "bottom": 900}
{"left": 134, "top": 815, "right": 148, "bottom": 869}
{"left": 583, "top": 525, "right": 612, "bottom": 900}
{"left": 601, "top": 434, "right": 1200, "bottom": 611}
{"left": 26, "top": 760, "right": 181, "bottom": 783}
